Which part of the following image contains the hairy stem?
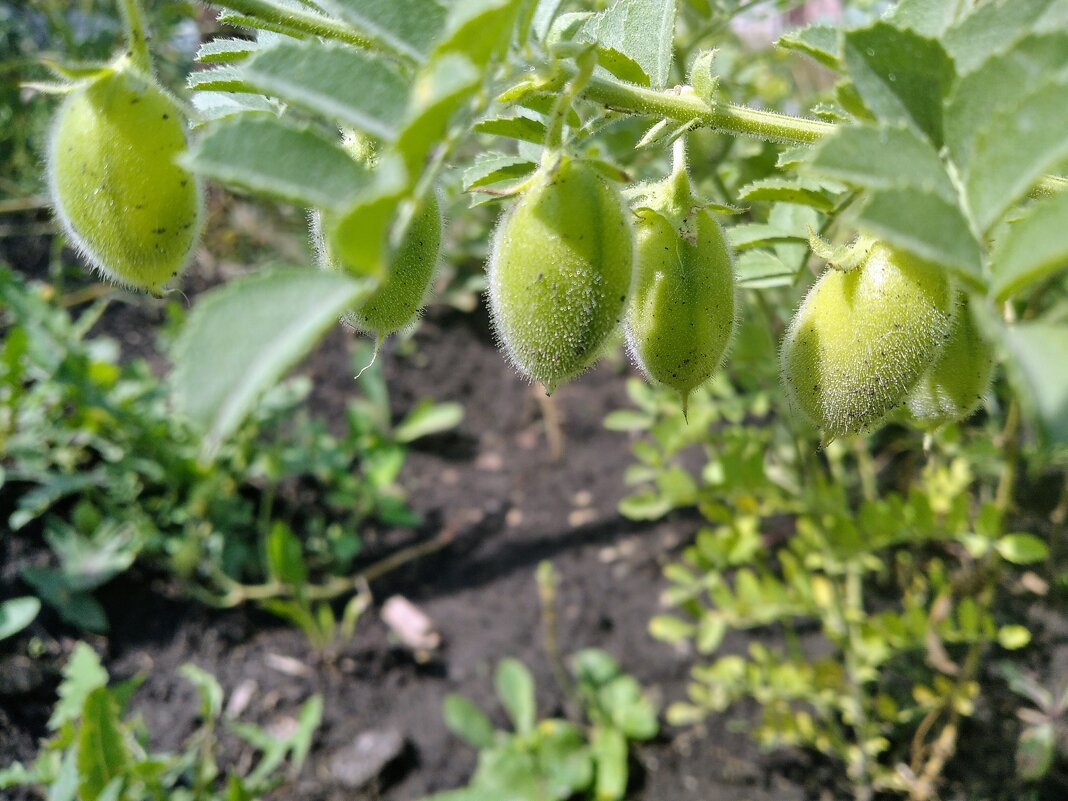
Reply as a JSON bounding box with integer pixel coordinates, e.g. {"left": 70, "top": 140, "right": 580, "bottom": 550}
{"left": 210, "top": 0, "right": 383, "bottom": 58}
{"left": 119, "top": 0, "right": 152, "bottom": 73}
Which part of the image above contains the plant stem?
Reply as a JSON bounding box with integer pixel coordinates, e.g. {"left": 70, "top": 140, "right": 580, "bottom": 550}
{"left": 995, "top": 400, "right": 1020, "bottom": 512}
{"left": 578, "top": 72, "right": 833, "bottom": 145}
{"left": 210, "top": 0, "right": 382, "bottom": 58}
{"left": 118, "top": 0, "right": 152, "bottom": 74}
{"left": 570, "top": 72, "right": 1067, "bottom": 194}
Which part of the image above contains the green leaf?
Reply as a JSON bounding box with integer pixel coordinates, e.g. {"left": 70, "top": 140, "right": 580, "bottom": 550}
{"left": 855, "top": 188, "right": 983, "bottom": 287}
{"left": 577, "top": 0, "right": 677, "bottom": 88}
{"left": 964, "top": 79, "right": 1068, "bottom": 233}
{"left": 539, "top": 721, "right": 594, "bottom": 797}
{"left": 725, "top": 223, "right": 805, "bottom": 250}
{"left": 327, "top": 155, "right": 409, "bottom": 280}
{"left": 462, "top": 154, "right": 536, "bottom": 191}
{"left": 843, "top": 22, "right": 954, "bottom": 146}
{"left": 396, "top": 53, "right": 481, "bottom": 178}
{"left": 736, "top": 177, "right": 837, "bottom": 211}
{"left": 394, "top": 400, "right": 464, "bottom": 442}
{"left": 997, "top": 321, "right": 1068, "bottom": 444}
{"left": 495, "top": 658, "right": 536, "bottom": 735}
{"left": 21, "top": 567, "right": 107, "bottom": 632}
{"left": 990, "top": 192, "right": 1068, "bottom": 301}
{"left": 316, "top": 0, "right": 447, "bottom": 62}
{"left": 182, "top": 115, "right": 370, "bottom": 211}
{"left": 996, "top": 533, "right": 1050, "bottom": 565}
{"left": 735, "top": 250, "right": 797, "bottom": 289}
{"left": 592, "top": 45, "right": 651, "bottom": 86}
{"left": 528, "top": 0, "right": 567, "bottom": 42}
{"left": 884, "top": 0, "right": 959, "bottom": 37}
{"left": 474, "top": 115, "right": 548, "bottom": 144}
{"left": 806, "top": 123, "right": 956, "bottom": 201}
{"left": 77, "top": 689, "right": 129, "bottom": 801}
{"left": 943, "top": 0, "right": 1066, "bottom": 75}
{"left": 777, "top": 24, "right": 841, "bottom": 70}
{"left": 179, "top": 664, "right": 224, "bottom": 719}
{"left": 1017, "top": 722, "right": 1055, "bottom": 780}
{"left": 944, "top": 33, "right": 1068, "bottom": 171}
{"left": 648, "top": 614, "right": 694, "bottom": 643}
{"left": 187, "top": 64, "right": 255, "bottom": 92}
{"left": 241, "top": 42, "right": 409, "bottom": 140}
{"left": 0, "top": 597, "right": 39, "bottom": 641}
{"left": 618, "top": 491, "right": 673, "bottom": 521}
{"left": 997, "top": 625, "right": 1033, "bottom": 650}
{"left": 266, "top": 522, "right": 308, "bottom": 587}
{"left": 196, "top": 38, "right": 260, "bottom": 63}
{"left": 171, "top": 268, "right": 372, "bottom": 459}
{"left": 591, "top": 726, "right": 627, "bottom": 801}
{"left": 191, "top": 90, "right": 278, "bottom": 123}
{"left": 51, "top": 643, "right": 109, "bottom": 730}
{"left": 443, "top": 694, "right": 497, "bottom": 749}
{"left": 435, "top": 0, "right": 524, "bottom": 68}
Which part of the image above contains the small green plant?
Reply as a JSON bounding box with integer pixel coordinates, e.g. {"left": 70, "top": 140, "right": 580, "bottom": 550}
{"left": 0, "top": 642, "right": 322, "bottom": 800}
{"left": 0, "top": 267, "right": 462, "bottom": 640}
{"left": 997, "top": 661, "right": 1068, "bottom": 785}
{"left": 429, "top": 650, "right": 657, "bottom": 801}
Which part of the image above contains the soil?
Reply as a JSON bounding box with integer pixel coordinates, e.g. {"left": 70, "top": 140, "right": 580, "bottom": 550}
{"left": 0, "top": 212, "right": 1058, "bottom": 801}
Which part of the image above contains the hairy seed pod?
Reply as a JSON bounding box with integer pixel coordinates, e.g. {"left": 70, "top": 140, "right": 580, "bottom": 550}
{"left": 780, "top": 242, "right": 954, "bottom": 438}
{"left": 314, "top": 193, "right": 442, "bottom": 339}
{"left": 488, "top": 157, "right": 633, "bottom": 392}
{"left": 626, "top": 205, "right": 735, "bottom": 414}
{"left": 907, "top": 298, "right": 994, "bottom": 427}
{"left": 47, "top": 63, "right": 201, "bottom": 292}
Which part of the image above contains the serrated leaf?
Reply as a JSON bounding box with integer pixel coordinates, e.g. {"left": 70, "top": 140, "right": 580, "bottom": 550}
{"left": 884, "top": 0, "right": 959, "bottom": 37}
{"left": 965, "top": 79, "right": 1068, "bottom": 233}
{"left": 241, "top": 42, "right": 409, "bottom": 139}
{"left": 495, "top": 658, "right": 536, "bottom": 735}
{"left": 475, "top": 115, "right": 548, "bottom": 144}
{"left": 806, "top": 123, "right": 956, "bottom": 201}
{"left": 843, "top": 22, "right": 954, "bottom": 146}
{"left": 187, "top": 64, "right": 256, "bottom": 92}
{"left": 855, "top": 188, "right": 982, "bottom": 287}
{"left": 190, "top": 90, "right": 277, "bottom": 123}
{"left": 737, "top": 177, "right": 837, "bottom": 211}
{"left": 462, "top": 153, "right": 536, "bottom": 190}
{"left": 77, "top": 689, "right": 129, "bottom": 801}
{"left": 778, "top": 24, "right": 841, "bottom": 70}
{"left": 577, "top": 0, "right": 677, "bottom": 88}
{"left": 196, "top": 38, "right": 259, "bottom": 63}
{"left": 945, "top": 33, "right": 1068, "bottom": 170}
{"left": 316, "top": 0, "right": 447, "bottom": 62}
{"left": 171, "top": 269, "right": 373, "bottom": 459}
{"left": 50, "top": 643, "right": 108, "bottom": 730}
{"left": 183, "top": 116, "right": 370, "bottom": 211}
{"left": 991, "top": 192, "right": 1068, "bottom": 302}
{"left": 943, "top": 0, "right": 1066, "bottom": 75}
{"left": 997, "top": 320, "right": 1068, "bottom": 444}
{"left": 0, "top": 597, "right": 39, "bottom": 641}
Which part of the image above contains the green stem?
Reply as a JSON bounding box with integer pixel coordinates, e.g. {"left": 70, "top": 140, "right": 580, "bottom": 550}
{"left": 118, "top": 0, "right": 152, "bottom": 74}
{"left": 569, "top": 72, "right": 1067, "bottom": 194}
{"left": 578, "top": 72, "right": 832, "bottom": 145}
{"left": 545, "top": 48, "right": 597, "bottom": 153}
{"left": 210, "top": 0, "right": 385, "bottom": 59}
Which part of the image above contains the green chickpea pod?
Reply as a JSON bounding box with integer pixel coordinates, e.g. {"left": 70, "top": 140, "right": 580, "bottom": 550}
{"left": 625, "top": 152, "right": 735, "bottom": 416}
{"left": 781, "top": 240, "right": 954, "bottom": 438}
{"left": 488, "top": 155, "right": 634, "bottom": 392}
{"left": 47, "top": 57, "right": 202, "bottom": 293}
